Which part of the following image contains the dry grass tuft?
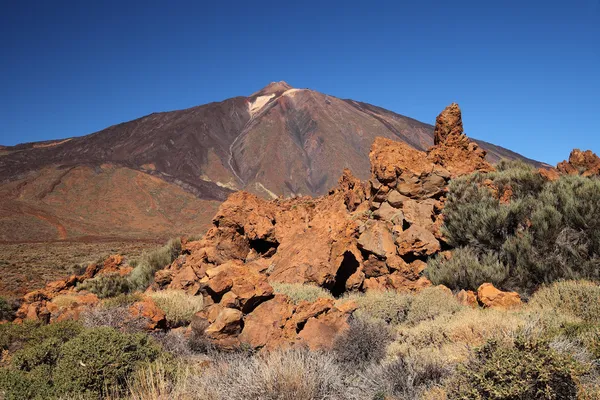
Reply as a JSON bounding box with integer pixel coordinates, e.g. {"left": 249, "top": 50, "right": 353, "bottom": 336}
{"left": 149, "top": 290, "right": 204, "bottom": 325}
{"left": 270, "top": 282, "right": 333, "bottom": 304}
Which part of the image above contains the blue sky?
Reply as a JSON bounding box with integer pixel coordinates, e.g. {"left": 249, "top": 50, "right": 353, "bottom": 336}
{"left": 1, "top": 0, "right": 598, "bottom": 164}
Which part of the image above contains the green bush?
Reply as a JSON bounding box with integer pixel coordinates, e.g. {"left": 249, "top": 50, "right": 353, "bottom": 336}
{"left": 426, "top": 248, "right": 509, "bottom": 291}
{"left": 439, "top": 162, "right": 600, "bottom": 294}
{"left": 76, "top": 238, "right": 182, "bottom": 298}
{"left": 447, "top": 336, "right": 584, "bottom": 399}
{"left": 0, "top": 320, "right": 83, "bottom": 353}
{"left": 53, "top": 327, "right": 161, "bottom": 397}
{"left": 0, "top": 296, "right": 16, "bottom": 321}
{"left": 529, "top": 280, "right": 600, "bottom": 324}
{"left": 343, "top": 290, "right": 412, "bottom": 325}
{"left": 77, "top": 272, "right": 130, "bottom": 298}
{"left": 405, "top": 286, "right": 463, "bottom": 325}
{"left": 128, "top": 238, "right": 182, "bottom": 291}
{"left": 0, "top": 323, "right": 161, "bottom": 399}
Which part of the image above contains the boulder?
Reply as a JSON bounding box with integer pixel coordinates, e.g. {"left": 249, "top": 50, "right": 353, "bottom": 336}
{"left": 128, "top": 298, "right": 167, "bottom": 330}
{"left": 205, "top": 308, "right": 244, "bottom": 340}
{"left": 297, "top": 310, "right": 350, "bottom": 350}
{"left": 396, "top": 225, "right": 441, "bottom": 257}
{"left": 238, "top": 295, "right": 296, "bottom": 350}
{"left": 456, "top": 289, "right": 478, "bottom": 308}
{"left": 357, "top": 220, "right": 396, "bottom": 259}
{"left": 477, "top": 283, "right": 522, "bottom": 310}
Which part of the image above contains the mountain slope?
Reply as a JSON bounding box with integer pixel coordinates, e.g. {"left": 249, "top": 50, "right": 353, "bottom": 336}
{"left": 0, "top": 82, "right": 544, "bottom": 241}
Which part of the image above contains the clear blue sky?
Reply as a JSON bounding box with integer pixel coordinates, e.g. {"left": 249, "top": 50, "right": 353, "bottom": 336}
{"left": 1, "top": 0, "right": 598, "bottom": 164}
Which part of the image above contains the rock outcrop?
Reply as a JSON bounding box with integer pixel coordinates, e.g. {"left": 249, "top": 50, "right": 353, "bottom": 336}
{"left": 16, "top": 103, "right": 499, "bottom": 350}
{"left": 557, "top": 149, "right": 600, "bottom": 177}
{"left": 427, "top": 103, "right": 494, "bottom": 176}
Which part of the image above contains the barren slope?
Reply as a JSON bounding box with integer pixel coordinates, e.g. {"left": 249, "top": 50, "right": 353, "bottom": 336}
{"left": 0, "top": 81, "right": 544, "bottom": 242}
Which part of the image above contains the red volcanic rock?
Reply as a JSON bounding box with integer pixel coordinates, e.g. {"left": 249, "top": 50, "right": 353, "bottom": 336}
{"left": 396, "top": 225, "right": 441, "bottom": 257}
{"left": 477, "top": 283, "right": 522, "bottom": 310}
{"left": 427, "top": 103, "right": 494, "bottom": 176}
{"left": 14, "top": 103, "right": 511, "bottom": 350}
{"left": 128, "top": 298, "right": 167, "bottom": 330}
{"left": 456, "top": 289, "right": 478, "bottom": 308}
{"left": 539, "top": 167, "right": 560, "bottom": 181}
{"left": 557, "top": 149, "right": 600, "bottom": 176}
{"left": 238, "top": 295, "right": 296, "bottom": 350}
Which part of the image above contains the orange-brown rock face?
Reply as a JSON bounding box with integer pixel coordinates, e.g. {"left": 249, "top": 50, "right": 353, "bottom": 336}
{"left": 427, "top": 103, "right": 494, "bottom": 176}
{"left": 16, "top": 103, "right": 500, "bottom": 351}
{"left": 477, "top": 283, "right": 522, "bottom": 310}
{"left": 557, "top": 149, "right": 600, "bottom": 176}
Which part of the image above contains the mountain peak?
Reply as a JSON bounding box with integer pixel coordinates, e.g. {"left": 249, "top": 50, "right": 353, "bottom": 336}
{"left": 250, "top": 81, "right": 293, "bottom": 98}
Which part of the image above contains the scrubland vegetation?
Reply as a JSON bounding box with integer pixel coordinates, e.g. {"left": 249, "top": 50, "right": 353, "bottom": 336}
{"left": 1, "top": 162, "right": 599, "bottom": 399}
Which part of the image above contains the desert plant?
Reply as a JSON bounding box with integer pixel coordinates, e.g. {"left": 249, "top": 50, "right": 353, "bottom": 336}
{"left": 80, "top": 305, "right": 147, "bottom": 333}
{"left": 440, "top": 163, "right": 600, "bottom": 294}
{"left": 332, "top": 317, "right": 392, "bottom": 367}
{"left": 52, "top": 327, "right": 161, "bottom": 397}
{"left": 529, "top": 280, "right": 600, "bottom": 324}
{"left": 77, "top": 272, "right": 130, "bottom": 298}
{"left": 426, "top": 247, "right": 509, "bottom": 291}
{"left": 0, "top": 296, "right": 16, "bottom": 321}
{"left": 353, "top": 356, "right": 451, "bottom": 400}
{"left": 128, "top": 238, "right": 182, "bottom": 291}
{"left": 342, "top": 290, "right": 412, "bottom": 325}
{"left": 447, "top": 336, "right": 585, "bottom": 400}
{"left": 405, "top": 286, "right": 463, "bottom": 325}
{"left": 149, "top": 290, "right": 204, "bottom": 325}
{"left": 127, "top": 358, "right": 191, "bottom": 400}
{"left": 270, "top": 282, "right": 334, "bottom": 304}
{"left": 0, "top": 320, "right": 83, "bottom": 353}
{"left": 185, "top": 348, "right": 350, "bottom": 400}
{"left": 102, "top": 292, "right": 143, "bottom": 308}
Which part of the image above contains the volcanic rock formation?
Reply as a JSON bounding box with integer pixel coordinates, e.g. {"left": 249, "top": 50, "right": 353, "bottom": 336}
{"left": 12, "top": 103, "right": 528, "bottom": 350}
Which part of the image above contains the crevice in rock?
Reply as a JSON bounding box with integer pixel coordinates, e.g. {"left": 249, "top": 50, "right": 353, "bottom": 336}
{"left": 241, "top": 294, "right": 275, "bottom": 314}
{"left": 249, "top": 238, "right": 279, "bottom": 257}
{"left": 328, "top": 251, "right": 360, "bottom": 298}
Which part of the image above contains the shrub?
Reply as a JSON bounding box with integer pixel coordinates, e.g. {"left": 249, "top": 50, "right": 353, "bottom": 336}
{"left": 342, "top": 290, "right": 412, "bottom": 325}
{"left": 528, "top": 280, "right": 600, "bottom": 324}
{"left": 440, "top": 163, "right": 600, "bottom": 293}
{"left": 185, "top": 348, "right": 350, "bottom": 400}
{"left": 387, "top": 308, "right": 529, "bottom": 366}
{"left": 353, "top": 356, "right": 451, "bottom": 400}
{"left": 128, "top": 238, "right": 182, "bottom": 291}
{"left": 332, "top": 317, "right": 392, "bottom": 367}
{"left": 127, "top": 358, "right": 191, "bottom": 400}
{"left": 53, "top": 327, "right": 161, "bottom": 397}
{"left": 149, "top": 290, "right": 204, "bottom": 325}
{"left": 426, "top": 247, "right": 509, "bottom": 291}
{"left": 0, "top": 321, "right": 84, "bottom": 399}
{"left": 77, "top": 272, "right": 130, "bottom": 298}
{"left": 102, "top": 293, "right": 143, "bottom": 308}
{"left": 0, "top": 296, "right": 16, "bottom": 321}
{"left": 187, "top": 318, "right": 215, "bottom": 354}
{"left": 151, "top": 330, "right": 193, "bottom": 357}
{"left": 0, "top": 367, "right": 55, "bottom": 400}
{"left": 271, "top": 282, "right": 333, "bottom": 304}
{"left": 447, "top": 336, "right": 585, "bottom": 400}
{"left": 0, "top": 320, "right": 83, "bottom": 353}
{"left": 405, "top": 286, "right": 463, "bottom": 325}
{"left": 80, "top": 305, "right": 147, "bottom": 333}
